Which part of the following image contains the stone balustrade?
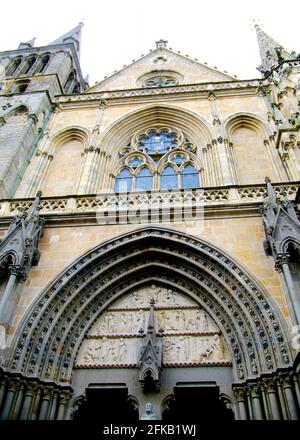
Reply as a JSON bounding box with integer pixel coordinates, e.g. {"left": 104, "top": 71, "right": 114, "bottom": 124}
{"left": 0, "top": 182, "right": 298, "bottom": 219}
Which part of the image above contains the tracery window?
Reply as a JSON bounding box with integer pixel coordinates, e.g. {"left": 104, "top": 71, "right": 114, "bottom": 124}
{"left": 137, "top": 129, "right": 179, "bottom": 155}
{"left": 114, "top": 127, "right": 201, "bottom": 193}
{"left": 144, "top": 76, "right": 177, "bottom": 87}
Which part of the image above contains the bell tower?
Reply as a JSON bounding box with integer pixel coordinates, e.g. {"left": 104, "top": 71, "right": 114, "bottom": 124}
{"left": 0, "top": 23, "right": 86, "bottom": 198}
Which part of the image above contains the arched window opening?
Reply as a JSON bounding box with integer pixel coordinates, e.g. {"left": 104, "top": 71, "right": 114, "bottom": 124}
{"left": 136, "top": 167, "right": 152, "bottom": 191}
{"left": 7, "top": 57, "right": 22, "bottom": 76}
{"left": 181, "top": 164, "right": 200, "bottom": 189}
{"left": 145, "top": 77, "right": 177, "bottom": 87}
{"left": 160, "top": 166, "right": 178, "bottom": 190}
{"left": 72, "top": 83, "right": 80, "bottom": 93}
{"left": 114, "top": 169, "right": 133, "bottom": 193}
{"left": 23, "top": 57, "right": 36, "bottom": 75}
{"left": 14, "top": 82, "right": 29, "bottom": 93}
{"left": 37, "top": 55, "right": 50, "bottom": 73}
{"left": 64, "top": 70, "right": 76, "bottom": 93}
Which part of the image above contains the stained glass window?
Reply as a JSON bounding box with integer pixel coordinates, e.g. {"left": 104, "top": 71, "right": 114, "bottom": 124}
{"left": 160, "top": 166, "right": 178, "bottom": 190}
{"left": 136, "top": 167, "right": 153, "bottom": 191}
{"left": 170, "top": 154, "right": 186, "bottom": 165}
{"left": 138, "top": 130, "right": 177, "bottom": 155}
{"left": 128, "top": 157, "right": 143, "bottom": 167}
{"left": 145, "top": 77, "right": 177, "bottom": 87}
{"left": 114, "top": 169, "right": 132, "bottom": 192}
{"left": 181, "top": 165, "right": 199, "bottom": 189}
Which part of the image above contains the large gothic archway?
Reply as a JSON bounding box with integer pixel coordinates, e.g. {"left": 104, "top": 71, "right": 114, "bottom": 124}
{"left": 1, "top": 226, "right": 298, "bottom": 420}
{"left": 6, "top": 226, "right": 292, "bottom": 384}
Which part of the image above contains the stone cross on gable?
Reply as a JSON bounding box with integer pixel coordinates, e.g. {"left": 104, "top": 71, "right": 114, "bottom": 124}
{"left": 155, "top": 39, "right": 168, "bottom": 49}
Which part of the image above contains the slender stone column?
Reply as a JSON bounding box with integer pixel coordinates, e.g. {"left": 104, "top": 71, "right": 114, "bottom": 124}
{"left": 10, "top": 380, "right": 25, "bottom": 420}
{"left": 245, "top": 386, "right": 254, "bottom": 420}
{"left": 0, "top": 378, "right": 17, "bottom": 420}
{"left": 201, "top": 147, "right": 209, "bottom": 186}
{"left": 260, "top": 382, "right": 271, "bottom": 420}
{"left": 57, "top": 390, "right": 71, "bottom": 420}
{"left": 26, "top": 151, "right": 52, "bottom": 197}
{"left": 0, "top": 270, "right": 19, "bottom": 327}
{"left": 48, "top": 390, "right": 58, "bottom": 420}
{"left": 276, "top": 253, "right": 300, "bottom": 326}
{"left": 250, "top": 384, "right": 264, "bottom": 420}
{"left": 39, "top": 386, "right": 53, "bottom": 420}
{"left": 276, "top": 378, "right": 288, "bottom": 420}
{"left": 77, "top": 147, "right": 100, "bottom": 194}
{"left": 19, "top": 382, "right": 38, "bottom": 420}
{"left": 216, "top": 138, "right": 235, "bottom": 185}
{"left": 292, "top": 373, "right": 300, "bottom": 407}
{"left": 288, "top": 146, "right": 300, "bottom": 180}
{"left": 268, "top": 135, "right": 287, "bottom": 181}
{"left": 211, "top": 139, "right": 222, "bottom": 186}
{"left": 282, "top": 374, "right": 299, "bottom": 420}
{"left": 0, "top": 375, "right": 7, "bottom": 410}
{"left": 263, "top": 378, "right": 281, "bottom": 420}
{"left": 206, "top": 144, "right": 215, "bottom": 186}
{"left": 233, "top": 388, "right": 248, "bottom": 420}
{"left": 30, "top": 386, "right": 42, "bottom": 419}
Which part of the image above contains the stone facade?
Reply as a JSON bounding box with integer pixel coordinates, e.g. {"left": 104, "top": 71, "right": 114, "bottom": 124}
{"left": 0, "top": 26, "right": 299, "bottom": 421}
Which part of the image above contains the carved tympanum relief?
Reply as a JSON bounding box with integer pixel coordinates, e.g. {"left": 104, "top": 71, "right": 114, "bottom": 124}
{"left": 75, "top": 284, "right": 230, "bottom": 368}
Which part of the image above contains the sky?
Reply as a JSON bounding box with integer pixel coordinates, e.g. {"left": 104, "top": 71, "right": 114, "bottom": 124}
{"left": 0, "top": 0, "right": 299, "bottom": 86}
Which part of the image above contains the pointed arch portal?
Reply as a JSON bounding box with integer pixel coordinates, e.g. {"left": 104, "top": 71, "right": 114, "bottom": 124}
{"left": 2, "top": 226, "right": 297, "bottom": 420}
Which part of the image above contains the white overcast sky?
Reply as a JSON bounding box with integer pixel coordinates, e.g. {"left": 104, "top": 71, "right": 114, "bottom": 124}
{"left": 0, "top": 0, "right": 299, "bottom": 86}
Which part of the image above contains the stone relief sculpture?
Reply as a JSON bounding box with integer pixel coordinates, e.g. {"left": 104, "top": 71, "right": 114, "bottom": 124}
{"left": 76, "top": 285, "right": 230, "bottom": 368}
{"left": 108, "top": 285, "right": 196, "bottom": 309}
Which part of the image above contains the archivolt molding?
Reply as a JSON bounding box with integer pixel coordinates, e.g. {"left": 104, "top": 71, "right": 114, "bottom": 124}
{"left": 224, "top": 112, "right": 271, "bottom": 139}
{"left": 98, "top": 104, "right": 213, "bottom": 156}
{"left": 6, "top": 227, "right": 292, "bottom": 386}
{"left": 48, "top": 125, "right": 90, "bottom": 153}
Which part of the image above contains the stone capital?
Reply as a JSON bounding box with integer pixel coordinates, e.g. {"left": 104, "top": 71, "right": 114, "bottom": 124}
{"left": 9, "top": 264, "right": 27, "bottom": 280}
{"left": 261, "top": 377, "right": 276, "bottom": 393}
{"left": 275, "top": 253, "right": 290, "bottom": 272}
{"left": 250, "top": 383, "right": 261, "bottom": 397}
{"left": 58, "top": 389, "right": 72, "bottom": 405}
{"left": 233, "top": 387, "right": 247, "bottom": 402}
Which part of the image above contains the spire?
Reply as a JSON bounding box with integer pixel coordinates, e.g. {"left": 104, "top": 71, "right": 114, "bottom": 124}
{"left": 138, "top": 299, "right": 162, "bottom": 392}
{"left": 48, "top": 22, "right": 83, "bottom": 59}
{"left": 255, "top": 24, "right": 293, "bottom": 74}
{"left": 18, "top": 37, "right": 36, "bottom": 50}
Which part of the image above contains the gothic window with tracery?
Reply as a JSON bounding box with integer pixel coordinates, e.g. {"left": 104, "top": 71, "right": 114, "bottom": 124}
{"left": 144, "top": 76, "right": 177, "bottom": 87}
{"left": 137, "top": 129, "right": 178, "bottom": 155}
{"left": 115, "top": 168, "right": 133, "bottom": 192}
{"left": 114, "top": 127, "right": 201, "bottom": 193}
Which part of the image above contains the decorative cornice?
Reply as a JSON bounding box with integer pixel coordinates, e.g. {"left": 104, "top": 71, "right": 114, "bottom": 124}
{"left": 54, "top": 79, "right": 263, "bottom": 105}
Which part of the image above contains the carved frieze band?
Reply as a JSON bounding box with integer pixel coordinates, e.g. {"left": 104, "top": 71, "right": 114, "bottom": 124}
{"left": 75, "top": 286, "right": 230, "bottom": 368}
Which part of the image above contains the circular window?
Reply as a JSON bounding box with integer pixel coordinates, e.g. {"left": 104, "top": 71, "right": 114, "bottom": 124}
{"left": 145, "top": 76, "right": 177, "bottom": 87}
{"left": 136, "top": 70, "right": 184, "bottom": 88}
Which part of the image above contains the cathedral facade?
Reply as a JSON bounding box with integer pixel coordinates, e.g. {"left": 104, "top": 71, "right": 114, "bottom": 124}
{"left": 0, "top": 24, "right": 299, "bottom": 421}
